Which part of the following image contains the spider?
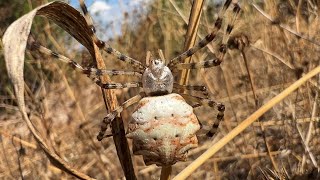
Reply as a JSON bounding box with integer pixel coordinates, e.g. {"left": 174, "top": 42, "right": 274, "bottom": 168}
{"left": 27, "top": 0, "right": 241, "bottom": 166}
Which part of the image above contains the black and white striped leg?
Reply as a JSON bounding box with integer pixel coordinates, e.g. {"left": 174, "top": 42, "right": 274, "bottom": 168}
{"left": 97, "top": 92, "right": 145, "bottom": 141}
{"left": 102, "top": 45, "right": 145, "bottom": 71}
{"left": 206, "top": 103, "right": 225, "bottom": 137}
{"left": 181, "top": 94, "right": 225, "bottom": 137}
{"left": 215, "top": 0, "right": 242, "bottom": 62}
{"left": 168, "top": 0, "right": 241, "bottom": 68}
{"left": 78, "top": 0, "right": 145, "bottom": 72}
{"left": 173, "top": 55, "right": 222, "bottom": 70}
{"left": 27, "top": 38, "right": 143, "bottom": 79}
{"left": 95, "top": 81, "right": 142, "bottom": 89}
{"left": 84, "top": 68, "right": 142, "bottom": 80}
{"left": 79, "top": 0, "right": 103, "bottom": 46}
{"left": 173, "top": 83, "right": 209, "bottom": 97}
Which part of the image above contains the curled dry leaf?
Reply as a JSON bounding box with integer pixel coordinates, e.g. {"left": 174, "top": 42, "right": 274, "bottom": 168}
{"left": 2, "top": 1, "right": 106, "bottom": 179}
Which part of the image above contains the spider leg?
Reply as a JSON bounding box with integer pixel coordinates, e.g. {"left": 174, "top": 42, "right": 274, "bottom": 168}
{"left": 95, "top": 81, "right": 142, "bottom": 89}
{"left": 173, "top": 5, "right": 242, "bottom": 71}
{"left": 181, "top": 94, "right": 225, "bottom": 137}
{"left": 168, "top": 0, "right": 241, "bottom": 68}
{"left": 102, "top": 46, "right": 145, "bottom": 71}
{"left": 97, "top": 92, "right": 145, "bottom": 141}
{"left": 173, "top": 83, "right": 209, "bottom": 97}
{"left": 218, "top": 0, "right": 242, "bottom": 60}
{"left": 79, "top": 0, "right": 145, "bottom": 71}
{"left": 79, "top": 0, "right": 101, "bottom": 45}
{"left": 85, "top": 68, "right": 142, "bottom": 78}
{"left": 28, "top": 39, "right": 143, "bottom": 80}
{"left": 173, "top": 55, "right": 221, "bottom": 70}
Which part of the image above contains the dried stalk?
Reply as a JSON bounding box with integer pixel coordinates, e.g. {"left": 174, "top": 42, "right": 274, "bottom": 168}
{"left": 178, "top": 0, "right": 204, "bottom": 85}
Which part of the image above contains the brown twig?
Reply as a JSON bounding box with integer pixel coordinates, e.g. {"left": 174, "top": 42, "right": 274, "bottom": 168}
{"left": 160, "top": 166, "right": 172, "bottom": 180}
{"left": 90, "top": 11, "right": 137, "bottom": 180}
{"left": 240, "top": 51, "right": 258, "bottom": 107}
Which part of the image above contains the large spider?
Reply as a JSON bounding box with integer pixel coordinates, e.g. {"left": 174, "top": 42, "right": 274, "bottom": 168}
{"left": 27, "top": 0, "right": 241, "bottom": 166}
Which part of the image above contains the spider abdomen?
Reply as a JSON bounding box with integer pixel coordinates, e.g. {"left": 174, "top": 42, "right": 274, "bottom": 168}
{"left": 127, "top": 93, "right": 200, "bottom": 166}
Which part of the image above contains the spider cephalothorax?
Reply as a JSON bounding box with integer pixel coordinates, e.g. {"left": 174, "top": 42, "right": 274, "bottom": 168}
{"left": 142, "top": 59, "right": 173, "bottom": 96}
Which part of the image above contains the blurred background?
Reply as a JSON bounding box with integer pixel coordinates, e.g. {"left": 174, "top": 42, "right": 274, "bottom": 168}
{"left": 0, "top": 0, "right": 320, "bottom": 179}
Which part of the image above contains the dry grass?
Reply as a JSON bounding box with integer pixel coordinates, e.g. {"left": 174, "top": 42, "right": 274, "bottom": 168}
{"left": 1, "top": 0, "right": 320, "bottom": 179}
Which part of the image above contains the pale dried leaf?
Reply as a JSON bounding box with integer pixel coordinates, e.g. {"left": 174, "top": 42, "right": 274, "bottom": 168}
{"left": 3, "top": 1, "right": 95, "bottom": 179}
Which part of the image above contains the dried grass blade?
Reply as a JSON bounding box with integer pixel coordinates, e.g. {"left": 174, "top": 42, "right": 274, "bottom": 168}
{"left": 252, "top": 3, "right": 320, "bottom": 47}
{"left": 178, "top": 0, "right": 204, "bottom": 85}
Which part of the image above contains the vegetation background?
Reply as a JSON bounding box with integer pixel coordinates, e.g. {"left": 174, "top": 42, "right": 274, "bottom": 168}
{"left": 0, "top": 0, "right": 319, "bottom": 179}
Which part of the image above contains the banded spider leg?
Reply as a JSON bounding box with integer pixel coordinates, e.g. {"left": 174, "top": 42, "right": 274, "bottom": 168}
{"left": 181, "top": 94, "right": 225, "bottom": 137}
{"left": 97, "top": 92, "right": 146, "bottom": 141}
{"left": 27, "top": 37, "right": 143, "bottom": 90}
{"left": 78, "top": 0, "right": 145, "bottom": 72}
{"left": 173, "top": 83, "right": 209, "bottom": 97}
{"left": 168, "top": 0, "right": 241, "bottom": 70}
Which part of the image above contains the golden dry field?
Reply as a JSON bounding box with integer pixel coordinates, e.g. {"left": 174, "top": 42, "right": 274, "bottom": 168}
{"left": 1, "top": 0, "right": 320, "bottom": 179}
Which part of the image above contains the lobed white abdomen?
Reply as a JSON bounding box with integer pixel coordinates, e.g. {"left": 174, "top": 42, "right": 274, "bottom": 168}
{"left": 127, "top": 93, "right": 200, "bottom": 166}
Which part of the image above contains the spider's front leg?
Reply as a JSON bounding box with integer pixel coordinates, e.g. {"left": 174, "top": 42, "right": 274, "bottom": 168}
{"left": 97, "top": 92, "right": 145, "bottom": 141}
{"left": 95, "top": 81, "right": 142, "bottom": 89}
{"left": 78, "top": 0, "right": 145, "bottom": 72}
{"left": 27, "top": 38, "right": 143, "bottom": 79}
{"left": 168, "top": 0, "right": 241, "bottom": 68}
{"left": 181, "top": 94, "right": 225, "bottom": 137}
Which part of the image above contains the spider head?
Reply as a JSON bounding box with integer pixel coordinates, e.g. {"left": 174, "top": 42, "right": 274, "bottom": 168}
{"left": 150, "top": 59, "right": 165, "bottom": 76}
{"left": 142, "top": 59, "right": 173, "bottom": 96}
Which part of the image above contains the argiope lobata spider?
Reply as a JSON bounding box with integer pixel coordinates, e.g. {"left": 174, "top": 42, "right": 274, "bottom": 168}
{"left": 27, "top": 0, "right": 241, "bottom": 166}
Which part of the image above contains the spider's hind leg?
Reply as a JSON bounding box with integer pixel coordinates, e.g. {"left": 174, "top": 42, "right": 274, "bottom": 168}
{"left": 97, "top": 92, "right": 145, "bottom": 141}
{"left": 206, "top": 103, "right": 225, "bottom": 137}
{"left": 182, "top": 94, "right": 225, "bottom": 138}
